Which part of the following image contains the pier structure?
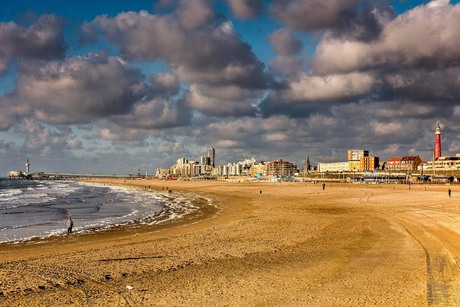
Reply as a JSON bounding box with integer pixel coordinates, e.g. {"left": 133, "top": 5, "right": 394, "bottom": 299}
{"left": 7, "top": 171, "right": 137, "bottom": 180}
{"left": 25, "top": 158, "right": 30, "bottom": 175}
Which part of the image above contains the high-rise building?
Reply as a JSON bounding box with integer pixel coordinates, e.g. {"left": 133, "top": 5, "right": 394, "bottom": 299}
{"left": 207, "top": 147, "right": 215, "bottom": 168}
{"left": 304, "top": 156, "right": 310, "bottom": 172}
{"left": 200, "top": 156, "right": 209, "bottom": 166}
{"left": 435, "top": 123, "right": 442, "bottom": 159}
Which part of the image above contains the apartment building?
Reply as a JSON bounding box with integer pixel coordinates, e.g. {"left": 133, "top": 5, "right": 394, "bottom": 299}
{"left": 249, "top": 163, "right": 267, "bottom": 177}
{"left": 360, "top": 156, "right": 380, "bottom": 171}
{"left": 385, "top": 156, "right": 422, "bottom": 172}
{"left": 266, "top": 159, "right": 298, "bottom": 176}
{"left": 348, "top": 150, "right": 369, "bottom": 161}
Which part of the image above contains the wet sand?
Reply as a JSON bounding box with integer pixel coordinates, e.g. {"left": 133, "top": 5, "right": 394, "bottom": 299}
{"left": 1, "top": 179, "right": 460, "bottom": 306}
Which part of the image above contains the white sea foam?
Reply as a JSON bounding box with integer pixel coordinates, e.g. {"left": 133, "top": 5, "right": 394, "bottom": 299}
{"left": 0, "top": 180, "right": 214, "bottom": 244}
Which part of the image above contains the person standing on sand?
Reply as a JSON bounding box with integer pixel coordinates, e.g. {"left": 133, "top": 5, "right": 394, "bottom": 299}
{"left": 67, "top": 217, "right": 74, "bottom": 235}
{"left": 448, "top": 188, "right": 452, "bottom": 198}
{"left": 322, "top": 183, "right": 326, "bottom": 190}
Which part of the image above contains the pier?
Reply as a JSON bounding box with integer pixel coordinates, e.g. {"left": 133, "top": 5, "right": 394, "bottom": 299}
{"left": 7, "top": 171, "right": 137, "bottom": 180}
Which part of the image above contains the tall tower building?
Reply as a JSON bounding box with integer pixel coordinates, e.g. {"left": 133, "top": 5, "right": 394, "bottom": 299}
{"left": 435, "top": 123, "right": 442, "bottom": 158}
{"left": 25, "top": 158, "right": 30, "bottom": 174}
{"left": 207, "top": 147, "right": 215, "bottom": 168}
{"left": 304, "top": 155, "right": 310, "bottom": 172}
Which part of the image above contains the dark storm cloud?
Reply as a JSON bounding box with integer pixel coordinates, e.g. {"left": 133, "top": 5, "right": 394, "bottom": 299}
{"left": 381, "top": 68, "right": 460, "bottom": 102}
{"left": 96, "top": 97, "right": 193, "bottom": 143}
{"left": 259, "top": 94, "right": 327, "bottom": 118}
{"left": 313, "top": 1, "right": 460, "bottom": 75}
{"left": 173, "top": 25, "right": 270, "bottom": 89}
{"left": 83, "top": 10, "right": 271, "bottom": 90}
{"left": 270, "top": 0, "right": 391, "bottom": 41}
{"left": 0, "top": 15, "right": 66, "bottom": 74}
{"left": 226, "top": 0, "right": 264, "bottom": 19}
{"left": 15, "top": 53, "right": 144, "bottom": 125}
{"left": 108, "top": 96, "right": 191, "bottom": 131}
{"left": 271, "top": 0, "right": 361, "bottom": 31}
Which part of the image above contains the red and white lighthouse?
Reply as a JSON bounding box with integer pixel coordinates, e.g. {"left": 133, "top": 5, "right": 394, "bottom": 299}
{"left": 434, "top": 123, "right": 442, "bottom": 158}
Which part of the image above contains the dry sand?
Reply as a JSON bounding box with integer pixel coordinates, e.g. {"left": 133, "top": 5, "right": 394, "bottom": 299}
{"left": 1, "top": 179, "right": 460, "bottom": 306}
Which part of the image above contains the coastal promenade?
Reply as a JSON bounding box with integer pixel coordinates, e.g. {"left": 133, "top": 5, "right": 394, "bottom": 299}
{"left": 1, "top": 180, "right": 460, "bottom": 305}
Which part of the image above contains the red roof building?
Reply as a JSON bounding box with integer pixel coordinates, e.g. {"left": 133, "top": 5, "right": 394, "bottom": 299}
{"left": 385, "top": 156, "right": 422, "bottom": 172}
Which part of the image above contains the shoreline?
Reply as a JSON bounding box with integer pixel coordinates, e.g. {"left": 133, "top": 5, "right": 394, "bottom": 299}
{"left": 1, "top": 179, "right": 460, "bottom": 305}
{"left": 0, "top": 179, "right": 222, "bottom": 261}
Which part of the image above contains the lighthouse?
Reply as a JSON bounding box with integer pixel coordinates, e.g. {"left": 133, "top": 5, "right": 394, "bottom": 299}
{"left": 434, "top": 124, "right": 441, "bottom": 159}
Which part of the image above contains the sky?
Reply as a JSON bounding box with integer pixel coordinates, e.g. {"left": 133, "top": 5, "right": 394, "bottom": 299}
{"left": 1, "top": 0, "right": 460, "bottom": 175}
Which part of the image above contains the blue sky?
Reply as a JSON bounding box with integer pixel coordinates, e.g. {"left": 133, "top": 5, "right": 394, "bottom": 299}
{"left": 1, "top": 0, "right": 460, "bottom": 175}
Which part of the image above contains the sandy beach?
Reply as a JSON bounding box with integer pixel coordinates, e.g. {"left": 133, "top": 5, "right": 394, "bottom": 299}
{"left": 1, "top": 179, "right": 460, "bottom": 306}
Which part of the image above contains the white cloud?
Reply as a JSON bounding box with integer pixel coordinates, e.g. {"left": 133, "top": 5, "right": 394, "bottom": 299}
{"left": 285, "top": 72, "right": 375, "bottom": 101}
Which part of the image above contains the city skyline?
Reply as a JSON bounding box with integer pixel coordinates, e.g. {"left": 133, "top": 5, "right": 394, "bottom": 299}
{"left": 2, "top": 1, "right": 460, "bottom": 176}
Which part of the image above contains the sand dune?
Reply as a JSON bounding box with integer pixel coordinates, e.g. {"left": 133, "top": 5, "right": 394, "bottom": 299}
{"left": 1, "top": 179, "right": 460, "bottom": 306}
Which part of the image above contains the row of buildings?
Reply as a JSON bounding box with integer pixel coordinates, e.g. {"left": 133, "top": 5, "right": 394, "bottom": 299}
{"left": 317, "top": 150, "right": 427, "bottom": 173}
{"left": 156, "top": 125, "right": 460, "bottom": 179}
{"left": 317, "top": 150, "right": 380, "bottom": 173}
{"left": 156, "top": 150, "right": 460, "bottom": 180}
{"left": 318, "top": 125, "right": 460, "bottom": 174}
{"left": 155, "top": 148, "right": 300, "bottom": 178}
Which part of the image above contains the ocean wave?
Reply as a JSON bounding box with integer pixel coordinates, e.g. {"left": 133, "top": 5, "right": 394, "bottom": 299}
{"left": 0, "top": 188, "right": 23, "bottom": 198}
{"left": 0, "top": 181, "right": 215, "bottom": 244}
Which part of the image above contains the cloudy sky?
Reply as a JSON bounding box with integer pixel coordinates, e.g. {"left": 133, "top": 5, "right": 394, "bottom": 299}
{"left": 1, "top": 0, "right": 460, "bottom": 175}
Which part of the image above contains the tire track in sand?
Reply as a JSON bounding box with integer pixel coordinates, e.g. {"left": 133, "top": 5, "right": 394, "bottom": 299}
{"left": 358, "top": 190, "right": 374, "bottom": 203}
{"left": 394, "top": 216, "right": 460, "bottom": 306}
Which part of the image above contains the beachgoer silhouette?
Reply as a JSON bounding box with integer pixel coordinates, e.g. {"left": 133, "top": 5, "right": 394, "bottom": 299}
{"left": 322, "top": 183, "right": 326, "bottom": 190}
{"left": 67, "top": 217, "right": 74, "bottom": 235}
{"left": 448, "top": 188, "right": 452, "bottom": 197}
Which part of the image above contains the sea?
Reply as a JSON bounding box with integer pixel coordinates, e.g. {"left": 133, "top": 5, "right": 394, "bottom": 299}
{"left": 0, "top": 178, "right": 202, "bottom": 244}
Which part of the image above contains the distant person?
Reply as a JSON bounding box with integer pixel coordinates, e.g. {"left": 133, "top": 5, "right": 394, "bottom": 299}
{"left": 322, "top": 183, "right": 326, "bottom": 191}
{"left": 448, "top": 188, "right": 452, "bottom": 198}
{"left": 259, "top": 190, "right": 262, "bottom": 195}
{"left": 67, "top": 217, "right": 74, "bottom": 235}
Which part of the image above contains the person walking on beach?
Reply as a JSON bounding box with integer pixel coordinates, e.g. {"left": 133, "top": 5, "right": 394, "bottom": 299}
{"left": 448, "top": 188, "right": 452, "bottom": 198}
{"left": 67, "top": 217, "right": 74, "bottom": 235}
{"left": 322, "top": 183, "right": 326, "bottom": 191}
